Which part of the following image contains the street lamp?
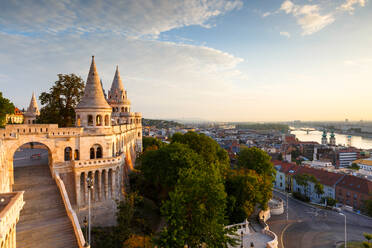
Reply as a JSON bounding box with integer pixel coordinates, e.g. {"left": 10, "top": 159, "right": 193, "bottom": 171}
{"left": 83, "top": 217, "right": 89, "bottom": 247}
{"left": 339, "top": 213, "right": 347, "bottom": 248}
{"left": 87, "top": 176, "right": 94, "bottom": 245}
{"left": 240, "top": 230, "right": 244, "bottom": 248}
{"left": 286, "top": 191, "right": 289, "bottom": 222}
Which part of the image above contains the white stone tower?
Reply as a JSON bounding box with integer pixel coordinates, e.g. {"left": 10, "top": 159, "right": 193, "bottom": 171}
{"left": 108, "top": 66, "right": 131, "bottom": 125}
{"left": 329, "top": 131, "right": 336, "bottom": 146}
{"left": 24, "top": 92, "right": 40, "bottom": 124}
{"left": 321, "top": 130, "right": 327, "bottom": 145}
{"left": 75, "top": 56, "right": 112, "bottom": 128}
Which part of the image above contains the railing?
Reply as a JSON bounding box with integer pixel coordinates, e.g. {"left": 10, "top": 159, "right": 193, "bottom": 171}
{"left": 54, "top": 171, "right": 89, "bottom": 248}
{"left": 258, "top": 209, "right": 278, "bottom": 248}
{"left": 0, "top": 192, "right": 25, "bottom": 242}
{"left": 225, "top": 219, "right": 250, "bottom": 235}
{"left": 73, "top": 156, "right": 123, "bottom": 168}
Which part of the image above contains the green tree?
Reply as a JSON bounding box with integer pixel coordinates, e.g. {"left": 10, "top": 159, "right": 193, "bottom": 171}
{"left": 350, "top": 163, "right": 360, "bottom": 170}
{"left": 314, "top": 182, "right": 324, "bottom": 198}
{"left": 294, "top": 174, "right": 310, "bottom": 196}
{"left": 142, "top": 137, "right": 164, "bottom": 152}
{"left": 237, "top": 147, "right": 276, "bottom": 179}
{"left": 0, "top": 92, "right": 15, "bottom": 127}
{"left": 171, "top": 132, "right": 230, "bottom": 175}
{"left": 37, "top": 74, "right": 84, "bottom": 127}
{"left": 156, "top": 165, "right": 236, "bottom": 248}
{"left": 364, "top": 233, "right": 372, "bottom": 244}
{"left": 365, "top": 197, "right": 372, "bottom": 217}
{"left": 225, "top": 169, "right": 267, "bottom": 223}
{"left": 139, "top": 142, "right": 205, "bottom": 203}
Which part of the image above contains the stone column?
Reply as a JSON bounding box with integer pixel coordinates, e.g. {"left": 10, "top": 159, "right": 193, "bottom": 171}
{"left": 84, "top": 172, "right": 88, "bottom": 206}
{"left": 75, "top": 172, "right": 81, "bottom": 207}
{"left": 98, "top": 170, "right": 102, "bottom": 201}
{"left": 104, "top": 170, "right": 109, "bottom": 200}
{"left": 111, "top": 169, "right": 116, "bottom": 199}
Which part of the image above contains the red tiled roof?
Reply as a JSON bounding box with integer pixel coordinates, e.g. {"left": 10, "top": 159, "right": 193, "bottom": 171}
{"left": 272, "top": 160, "right": 299, "bottom": 174}
{"left": 293, "top": 166, "right": 344, "bottom": 187}
{"left": 336, "top": 175, "right": 372, "bottom": 195}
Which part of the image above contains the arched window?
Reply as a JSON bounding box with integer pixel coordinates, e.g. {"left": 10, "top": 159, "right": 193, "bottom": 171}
{"left": 117, "top": 119, "right": 120, "bottom": 125}
{"left": 88, "top": 115, "right": 93, "bottom": 126}
{"left": 96, "top": 115, "right": 102, "bottom": 126}
{"left": 105, "top": 115, "right": 110, "bottom": 126}
{"left": 115, "top": 107, "right": 119, "bottom": 112}
{"left": 112, "top": 107, "right": 115, "bottom": 112}
{"left": 124, "top": 107, "right": 128, "bottom": 112}
{"left": 96, "top": 146, "right": 102, "bottom": 158}
{"left": 90, "top": 148, "right": 95, "bottom": 159}
{"left": 64, "top": 147, "right": 72, "bottom": 161}
{"left": 77, "top": 115, "right": 81, "bottom": 126}
{"left": 138, "top": 132, "right": 141, "bottom": 137}
{"left": 130, "top": 119, "right": 133, "bottom": 124}
{"left": 74, "top": 149, "right": 80, "bottom": 160}
{"left": 121, "top": 107, "right": 124, "bottom": 112}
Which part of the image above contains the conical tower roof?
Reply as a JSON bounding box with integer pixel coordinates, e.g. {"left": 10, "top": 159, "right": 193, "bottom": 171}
{"left": 25, "top": 92, "right": 40, "bottom": 116}
{"left": 76, "top": 56, "right": 111, "bottom": 109}
{"left": 110, "top": 66, "right": 124, "bottom": 91}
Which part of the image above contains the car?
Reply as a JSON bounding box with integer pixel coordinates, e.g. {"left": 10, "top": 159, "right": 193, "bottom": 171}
{"left": 333, "top": 207, "right": 342, "bottom": 213}
{"left": 30, "top": 153, "right": 41, "bottom": 160}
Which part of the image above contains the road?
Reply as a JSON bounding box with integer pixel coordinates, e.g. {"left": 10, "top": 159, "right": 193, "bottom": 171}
{"left": 13, "top": 148, "right": 49, "bottom": 167}
{"left": 268, "top": 190, "right": 372, "bottom": 248}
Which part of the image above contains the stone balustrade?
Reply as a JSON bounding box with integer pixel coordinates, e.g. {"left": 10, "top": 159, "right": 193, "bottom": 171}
{"left": 0, "top": 124, "right": 84, "bottom": 139}
{"left": 0, "top": 191, "right": 25, "bottom": 248}
{"left": 258, "top": 209, "right": 278, "bottom": 248}
{"left": 73, "top": 156, "right": 122, "bottom": 169}
{"left": 54, "top": 171, "right": 89, "bottom": 248}
{"left": 225, "top": 219, "right": 250, "bottom": 235}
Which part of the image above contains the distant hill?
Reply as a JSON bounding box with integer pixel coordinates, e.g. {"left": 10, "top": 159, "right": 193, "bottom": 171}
{"left": 234, "top": 123, "right": 289, "bottom": 132}
{"left": 142, "top": 118, "right": 184, "bottom": 129}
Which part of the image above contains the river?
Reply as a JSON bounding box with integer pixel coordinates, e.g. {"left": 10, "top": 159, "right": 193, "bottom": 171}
{"left": 290, "top": 129, "right": 372, "bottom": 150}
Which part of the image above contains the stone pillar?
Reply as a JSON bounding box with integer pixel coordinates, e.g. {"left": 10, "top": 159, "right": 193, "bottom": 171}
{"left": 84, "top": 172, "right": 88, "bottom": 206}
{"left": 75, "top": 173, "right": 81, "bottom": 207}
{"left": 98, "top": 170, "right": 102, "bottom": 201}
{"left": 104, "top": 170, "right": 109, "bottom": 200}
{"left": 111, "top": 169, "right": 116, "bottom": 199}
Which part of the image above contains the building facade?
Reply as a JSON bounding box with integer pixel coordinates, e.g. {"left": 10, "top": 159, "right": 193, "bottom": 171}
{"left": 0, "top": 56, "right": 143, "bottom": 246}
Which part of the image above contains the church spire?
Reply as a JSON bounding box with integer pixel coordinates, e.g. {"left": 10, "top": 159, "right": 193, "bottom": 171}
{"left": 110, "top": 65, "right": 124, "bottom": 91}
{"left": 27, "top": 92, "right": 40, "bottom": 115}
{"left": 76, "top": 56, "right": 111, "bottom": 109}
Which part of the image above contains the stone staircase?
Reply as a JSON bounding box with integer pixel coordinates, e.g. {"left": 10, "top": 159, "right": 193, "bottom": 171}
{"left": 13, "top": 164, "right": 78, "bottom": 248}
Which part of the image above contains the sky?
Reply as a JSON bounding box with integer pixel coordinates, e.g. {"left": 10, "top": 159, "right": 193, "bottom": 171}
{"left": 0, "top": 0, "right": 371, "bottom": 122}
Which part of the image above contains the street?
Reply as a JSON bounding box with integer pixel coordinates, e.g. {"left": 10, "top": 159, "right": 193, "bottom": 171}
{"left": 13, "top": 148, "right": 49, "bottom": 167}
{"left": 268, "top": 190, "right": 372, "bottom": 248}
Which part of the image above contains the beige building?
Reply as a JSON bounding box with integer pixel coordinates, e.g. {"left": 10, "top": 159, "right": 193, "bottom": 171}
{"left": 5, "top": 108, "right": 24, "bottom": 125}
{"left": 0, "top": 56, "right": 142, "bottom": 247}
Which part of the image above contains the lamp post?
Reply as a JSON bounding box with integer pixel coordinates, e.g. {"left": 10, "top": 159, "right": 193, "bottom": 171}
{"left": 339, "top": 213, "right": 347, "bottom": 248}
{"left": 87, "top": 177, "right": 94, "bottom": 245}
{"left": 286, "top": 191, "right": 289, "bottom": 222}
{"left": 83, "top": 217, "right": 89, "bottom": 247}
{"left": 240, "top": 230, "right": 244, "bottom": 248}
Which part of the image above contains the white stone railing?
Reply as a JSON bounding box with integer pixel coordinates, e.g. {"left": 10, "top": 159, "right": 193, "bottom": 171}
{"left": 258, "top": 209, "right": 278, "bottom": 248}
{"left": 0, "top": 192, "right": 25, "bottom": 242}
{"left": 54, "top": 171, "right": 89, "bottom": 248}
{"left": 73, "top": 156, "right": 123, "bottom": 169}
{"left": 269, "top": 197, "right": 284, "bottom": 215}
{"left": 0, "top": 124, "right": 83, "bottom": 139}
{"left": 225, "top": 219, "right": 250, "bottom": 235}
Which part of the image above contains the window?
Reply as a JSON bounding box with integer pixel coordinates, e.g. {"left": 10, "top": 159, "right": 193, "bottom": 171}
{"left": 77, "top": 115, "right": 81, "bottom": 126}
{"left": 90, "top": 148, "right": 95, "bottom": 159}
{"left": 64, "top": 147, "right": 72, "bottom": 161}
{"left": 88, "top": 115, "right": 93, "bottom": 126}
{"left": 105, "top": 115, "right": 110, "bottom": 126}
{"left": 74, "top": 149, "right": 80, "bottom": 160}
{"left": 96, "top": 115, "right": 102, "bottom": 126}
{"left": 96, "top": 146, "right": 102, "bottom": 159}
{"left": 121, "top": 107, "right": 124, "bottom": 112}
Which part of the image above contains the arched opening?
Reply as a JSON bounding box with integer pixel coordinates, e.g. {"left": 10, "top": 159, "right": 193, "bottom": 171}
{"left": 124, "top": 107, "right": 128, "bottom": 112}
{"left": 74, "top": 149, "right": 79, "bottom": 160}
{"left": 77, "top": 115, "right": 81, "bottom": 126}
{"left": 121, "top": 107, "right": 124, "bottom": 112}
{"left": 64, "top": 147, "right": 72, "bottom": 161}
{"left": 112, "top": 107, "right": 115, "bottom": 112}
{"left": 96, "top": 146, "right": 102, "bottom": 159}
{"left": 96, "top": 115, "right": 102, "bottom": 126}
{"left": 88, "top": 115, "right": 93, "bottom": 126}
{"left": 90, "top": 148, "right": 95, "bottom": 159}
{"left": 105, "top": 115, "right": 110, "bottom": 126}
{"left": 13, "top": 142, "right": 53, "bottom": 240}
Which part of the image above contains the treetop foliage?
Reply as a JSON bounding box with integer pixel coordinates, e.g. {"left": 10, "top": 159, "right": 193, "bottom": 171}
{"left": 142, "top": 136, "right": 165, "bottom": 152}
{"left": 0, "top": 92, "right": 15, "bottom": 127}
{"left": 37, "top": 73, "right": 84, "bottom": 127}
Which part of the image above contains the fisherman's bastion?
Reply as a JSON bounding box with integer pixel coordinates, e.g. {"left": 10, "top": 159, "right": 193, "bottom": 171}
{"left": 0, "top": 56, "right": 142, "bottom": 247}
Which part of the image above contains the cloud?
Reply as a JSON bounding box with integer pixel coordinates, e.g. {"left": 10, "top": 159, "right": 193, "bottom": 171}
{"left": 279, "top": 0, "right": 335, "bottom": 35}
{"left": 0, "top": 0, "right": 243, "bottom": 37}
{"left": 0, "top": 32, "right": 247, "bottom": 120}
{"left": 262, "top": 12, "right": 271, "bottom": 17}
{"left": 338, "top": 0, "right": 366, "bottom": 13}
{"left": 280, "top": 31, "right": 291, "bottom": 38}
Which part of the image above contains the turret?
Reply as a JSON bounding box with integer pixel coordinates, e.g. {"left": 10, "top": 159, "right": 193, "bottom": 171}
{"left": 321, "top": 130, "right": 327, "bottom": 145}
{"left": 329, "top": 130, "right": 336, "bottom": 146}
{"left": 24, "top": 92, "right": 40, "bottom": 124}
{"left": 108, "top": 66, "right": 131, "bottom": 125}
{"left": 75, "top": 56, "right": 112, "bottom": 128}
